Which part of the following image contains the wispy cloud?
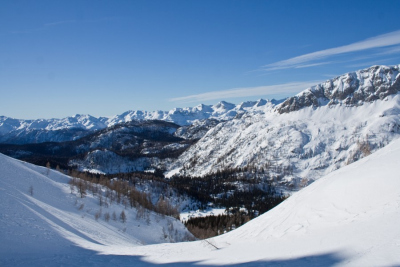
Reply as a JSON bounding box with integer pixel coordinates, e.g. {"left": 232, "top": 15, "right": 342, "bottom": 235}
{"left": 376, "top": 45, "right": 400, "bottom": 56}
{"left": 170, "top": 81, "right": 321, "bottom": 103}
{"left": 294, "top": 62, "right": 333, "bottom": 69}
{"left": 44, "top": 20, "right": 77, "bottom": 27}
{"left": 262, "top": 30, "right": 400, "bottom": 71}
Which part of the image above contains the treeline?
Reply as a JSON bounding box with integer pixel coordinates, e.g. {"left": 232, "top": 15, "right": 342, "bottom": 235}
{"left": 170, "top": 168, "right": 286, "bottom": 238}
{"left": 68, "top": 169, "right": 180, "bottom": 219}
{"left": 168, "top": 168, "right": 257, "bottom": 204}
{"left": 61, "top": 166, "right": 286, "bottom": 240}
{"left": 169, "top": 168, "right": 286, "bottom": 216}
{"left": 219, "top": 189, "right": 286, "bottom": 217}
{"left": 185, "top": 214, "right": 251, "bottom": 239}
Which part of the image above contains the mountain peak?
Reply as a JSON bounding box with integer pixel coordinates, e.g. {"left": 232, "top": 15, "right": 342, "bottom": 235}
{"left": 213, "top": 101, "right": 236, "bottom": 110}
{"left": 277, "top": 64, "right": 400, "bottom": 114}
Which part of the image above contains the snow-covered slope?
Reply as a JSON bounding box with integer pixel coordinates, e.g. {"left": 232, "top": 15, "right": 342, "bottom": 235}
{"left": 167, "top": 69, "right": 400, "bottom": 187}
{"left": 2, "top": 132, "right": 400, "bottom": 266}
{"left": 0, "top": 153, "right": 192, "bottom": 266}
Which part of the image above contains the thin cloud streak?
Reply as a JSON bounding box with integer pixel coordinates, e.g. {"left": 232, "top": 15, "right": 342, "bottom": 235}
{"left": 44, "top": 20, "right": 77, "bottom": 27}
{"left": 376, "top": 45, "right": 400, "bottom": 56}
{"left": 294, "top": 62, "right": 333, "bottom": 69}
{"left": 170, "top": 81, "right": 322, "bottom": 103}
{"left": 262, "top": 30, "right": 400, "bottom": 71}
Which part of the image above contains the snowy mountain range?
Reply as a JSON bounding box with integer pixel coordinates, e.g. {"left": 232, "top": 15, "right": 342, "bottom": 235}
{"left": 1, "top": 65, "right": 400, "bottom": 191}
{"left": 2, "top": 64, "right": 398, "bottom": 145}
{"left": 0, "top": 99, "right": 278, "bottom": 144}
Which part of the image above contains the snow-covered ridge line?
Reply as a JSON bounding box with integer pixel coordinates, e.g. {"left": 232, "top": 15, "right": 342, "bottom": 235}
{"left": 0, "top": 99, "right": 278, "bottom": 144}
{"left": 0, "top": 99, "right": 274, "bottom": 131}
{"left": 277, "top": 64, "right": 400, "bottom": 113}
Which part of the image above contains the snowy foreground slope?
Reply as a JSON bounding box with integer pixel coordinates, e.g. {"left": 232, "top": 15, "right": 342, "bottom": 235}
{"left": 0, "top": 154, "right": 191, "bottom": 267}
{"left": 2, "top": 139, "right": 400, "bottom": 266}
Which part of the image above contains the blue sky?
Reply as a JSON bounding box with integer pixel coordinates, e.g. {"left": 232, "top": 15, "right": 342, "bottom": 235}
{"left": 1, "top": 0, "right": 400, "bottom": 119}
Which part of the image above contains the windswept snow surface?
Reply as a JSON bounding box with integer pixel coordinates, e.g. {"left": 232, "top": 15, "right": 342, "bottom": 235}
{"left": 2, "top": 138, "right": 400, "bottom": 266}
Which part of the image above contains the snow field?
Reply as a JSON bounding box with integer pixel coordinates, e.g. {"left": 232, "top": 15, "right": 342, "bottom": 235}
{"left": 0, "top": 154, "right": 192, "bottom": 266}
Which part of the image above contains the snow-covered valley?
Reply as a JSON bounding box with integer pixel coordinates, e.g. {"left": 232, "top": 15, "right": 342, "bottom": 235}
{"left": 1, "top": 131, "right": 400, "bottom": 266}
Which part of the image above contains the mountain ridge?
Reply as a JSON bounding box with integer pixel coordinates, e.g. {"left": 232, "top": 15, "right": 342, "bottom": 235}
{"left": 0, "top": 99, "right": 279, "bottom": 144}
{"left": 277, "top": 64, "right": 400, "bottom": 113}
{"left": 2, "top": 64, "right": 399, "bottom": 145}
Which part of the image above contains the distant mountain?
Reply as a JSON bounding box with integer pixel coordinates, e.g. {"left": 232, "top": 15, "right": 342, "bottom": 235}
{"left": 0, "top": 120, "right": 193, "bottom": 174}
{"left": 0, "top": 114, "right": 109, "bottom": 144}
{"left": 0, "top": 99, "right": 280, "bottom": 144}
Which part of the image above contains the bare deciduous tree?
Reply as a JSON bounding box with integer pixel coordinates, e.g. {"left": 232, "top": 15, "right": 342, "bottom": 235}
{"left": 46, "top": 162, "right": 51, "bottom": 176}
{"left": 95, "top": 210, "right": 102, "bottom": 221}
{"left": 104, "top": 212, "right": 110, "bottom": 222}
{"left": 120, "top": 210, "right": 127, "bottom": 223}
{"left": 112, "top": 211, "right": 117, "bottom": 221}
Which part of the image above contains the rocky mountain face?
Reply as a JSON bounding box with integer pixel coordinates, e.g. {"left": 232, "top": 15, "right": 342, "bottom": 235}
{"left": 277, "top": 65, "right": 400, "bottom": 113}
{"left": 174, "top": 119, "right": 222, "bottom": 140}
{"left": 166, "top": 65, "right": 400, "bottom": 189}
